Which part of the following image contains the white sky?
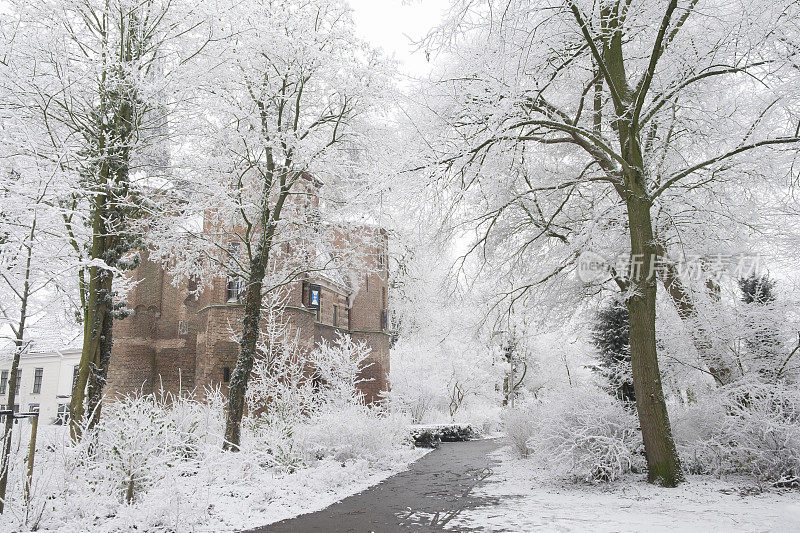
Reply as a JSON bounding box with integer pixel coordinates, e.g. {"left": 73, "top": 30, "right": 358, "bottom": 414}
{"left": 348, "top": 0, "right": 450, "bottom": 75}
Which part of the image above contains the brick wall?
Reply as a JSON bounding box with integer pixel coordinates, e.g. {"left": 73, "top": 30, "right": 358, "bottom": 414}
{"left": 107, "top": 217, "right": 391, "bottom": 408}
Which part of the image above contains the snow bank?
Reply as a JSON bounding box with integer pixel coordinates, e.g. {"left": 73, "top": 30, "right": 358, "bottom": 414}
{"left": 0, "top": 392, "right": 423, "bottom": 532}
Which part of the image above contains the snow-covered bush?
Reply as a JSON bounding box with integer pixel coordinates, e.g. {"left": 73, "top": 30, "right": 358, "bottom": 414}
{"left": 248, "top": 337, "right": 317, "bottom": 425}
{"left": 245, "top": 414, "right": 305, "bottom": 473}
{"left": 389, "top": 337, "right": 501, "bottom": 424}
{"left": 296, "top": 403, "right": 410, "bottom": 464}
{"left": 92, "top": 391, "right": 208, "bottom": 503}
{"left": 505, "top": 387, "right": 645, "bottom": 482}
{"left": 247, "top": 303, "right": 318, "bottom": 424}
{"left": 672, "top": 381, "right": 800, "bottom": 485}
{"left": 294, "top": 334, "right": 411, "bottom": 464}
{"left": 310, "top": 332, "right": 374, "bottom": 406}
{"left": 502, "top": 403, "right": 537, "bottom": 458}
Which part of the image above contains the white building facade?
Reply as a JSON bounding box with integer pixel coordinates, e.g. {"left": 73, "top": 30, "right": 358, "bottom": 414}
{"left": 0, "top": 349, "right": 81, "bottom": 424}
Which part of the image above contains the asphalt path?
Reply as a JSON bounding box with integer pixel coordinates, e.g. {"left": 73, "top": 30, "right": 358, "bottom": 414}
{"left": 246, "top": 438, "right": 502, "bottom": 533}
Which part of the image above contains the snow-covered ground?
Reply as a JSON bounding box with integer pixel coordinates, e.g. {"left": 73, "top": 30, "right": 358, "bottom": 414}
{"left": 0, "top": 416, "right": 428, "bottom": 532}
{"left": 448, "top": 447, "right": 800, "bottom": 533}
{"left": 100, "top": 448, "right": 428, "bottom": 532}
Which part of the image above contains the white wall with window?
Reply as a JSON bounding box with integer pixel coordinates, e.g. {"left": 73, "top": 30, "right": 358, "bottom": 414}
{"left": 0, "top": 349, "right": 81, "bottom": 424}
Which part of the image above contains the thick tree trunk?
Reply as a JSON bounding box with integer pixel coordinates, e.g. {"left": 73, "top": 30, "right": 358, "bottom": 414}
{"left": 626, "top": 194, "right": 684, "bottom": 487}
{"left": 87, "top": 292, "right": 114, "bottom": 431}
{"left": 70, "top": 205, "right": 112, "bottom": 440}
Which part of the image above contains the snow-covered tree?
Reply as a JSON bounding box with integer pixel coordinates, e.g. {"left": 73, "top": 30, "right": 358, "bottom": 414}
{"left": 0, "top": 25, "right": 85, "bottom": 510}
{"left": 591, "top": 299, "right": 634, "bottom": 404}
{"left": 408, "top": 0, "right": 800, "bottom": 486}
{"left": 0, "top": 162, "right": 77, "bottom": 513}
{"left": 147, "top": 0, "right": 393, "bottom": 450}
{"left": 1, "top": 0, "right": 205, "bottom": 439}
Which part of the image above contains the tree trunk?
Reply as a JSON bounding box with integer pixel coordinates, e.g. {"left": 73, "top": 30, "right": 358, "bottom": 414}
{"left": 625, "top": 194, "right": 684, "bottom": 487}
{"left": 222, "top": 170, "right": 290, "bottom": 450}
{"left": 70, "top": 198, "right": 111, "bottom": 440}
{"left": 0, "top": 344, "right": 23, "bottom": 514}
{"left": 87, "top": 291, "right": 114, "bottom": 431}
{"left": 0, "top": 219, "right": 35, "bottom": 513}
{"left": 223, "top": 246, "right": 268, "bottom": 451}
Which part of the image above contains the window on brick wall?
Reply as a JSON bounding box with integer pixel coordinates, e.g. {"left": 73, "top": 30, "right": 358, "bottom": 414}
{"left": 186, "top": 276, "right": 199, "bottom": 302}
{"left": 226, "top": 277, "right": 243, "bottom": 302}
{"left": 223, "top": 367, "right": 231, "bottom": 383}
{"left": 382, "top": 287, "right": 386, "bottom": 308}
{"left": 333, "top": 305, "right": 339, "bottom": 327}
{"left": 0, "top": 370, "right": 7, "bottom": 395}
{"left": 365, "top": 274, "right": 369, "bottom": 292}
{"left": 226, "top": 242, "right": 243, "bottom": 302}
{"left": 32, "top": 368, "right": 43, "bottom": 394}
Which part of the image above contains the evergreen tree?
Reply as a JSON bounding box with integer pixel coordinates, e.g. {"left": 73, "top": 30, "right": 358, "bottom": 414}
{"left": 739, "top": 273, "right": 777, "bottom": 305}
{"left": 591, "top": 300, "right": 635, "bottom": 404}
{"left": 739, "top": 273, "right": 782, "bottom": 375}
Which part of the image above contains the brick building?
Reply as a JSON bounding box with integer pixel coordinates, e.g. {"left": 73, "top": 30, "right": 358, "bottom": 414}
{"left": 105, "top": 174, "right": 390, "bottom": 404}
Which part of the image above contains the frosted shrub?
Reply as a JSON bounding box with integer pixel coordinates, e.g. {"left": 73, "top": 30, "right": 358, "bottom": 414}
{"left": 508, "top": 387, "right": 644, "bottom": 482}
{"left": 294, "top": 333, "right": 411, "bottom": 464}
{"left": 672, "top": 381, "right": 800, "bottom": 485}
{"left": 248, "top": 311, "right": 318, "bottom": 424}
{"left": 296, "top": 403, "right": 410, "bottom": 464}
{"left": 93, "top": 392, "right": 206, "bottom": 503}
{"left": 246, "top": 413, "right": 305, "bottom": 472}
{"left": 310, "top": 332, "right": 373, "bottom": 406}
{"left": 387, "top": 383, "right": 443, "bottom": 424}
{"left": 502, "top": 402, "right": 537, "bottom": 458}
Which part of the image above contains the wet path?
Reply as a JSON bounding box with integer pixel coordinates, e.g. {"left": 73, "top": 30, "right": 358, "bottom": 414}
{"left": 246, "top": 438, "right": 502, "bottom": 533}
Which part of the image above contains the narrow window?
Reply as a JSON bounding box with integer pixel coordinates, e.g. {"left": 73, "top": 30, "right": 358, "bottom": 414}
{"left": 301, "top": 281, "right": 308, "bottom": 306}
{"left": 57, "top": 403, "right": 70, "bottom": 424}
{"left": 223, "top": 367, "right": 231, "bottom": 383}
{"left": 365, "top": 274, "right": 369, "bottom": 293}
{"left": 226, "top": 241, "right": 243, "bottom": 302}
{"left": 333, "top": 305, "right": 339, "bottom": 327}
{"left": 0, "top": 370, "right": 7, "bottom": 395}
{"left": 227, "top": 277, "right": 243, "bottom": 302}
{"left": 32, "top": 368, "right": 43, "bottom": 394}
{"left": 13, "top": 404, "right": 19, "bottom": 414}
{"left": 382, "top": 287, "right": 387, "bottom": 308}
